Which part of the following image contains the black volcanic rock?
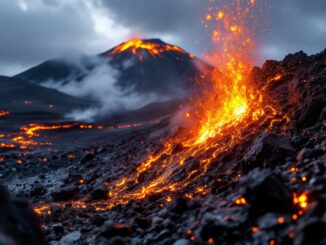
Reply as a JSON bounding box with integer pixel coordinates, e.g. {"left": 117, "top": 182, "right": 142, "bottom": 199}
{"left": 294, "top": 217, "right": 326, "bottom": 245}
{"left": 0, "top": 186, "right": 45, "bottom": 245}
{"left": 242, "top": 170, "right": 294, "bottom": 215}
{"left": 242, "top": 133, "right": 294, "bottom": 171}
{"left": 255, "top": 49, "right": 326, "bottom": 128}
{"left": 51, "top": 186, "right": 80, "bottom": 201}
{"left": 91, "top": 185, "right": 108, "bottom": 200}
{"left": 99, "top": 221, "right": 133, "bottom": 239}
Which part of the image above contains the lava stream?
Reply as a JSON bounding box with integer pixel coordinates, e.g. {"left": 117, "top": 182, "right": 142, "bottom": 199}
{"left": 1, "top": 122, "right": 144, "bottom": 151}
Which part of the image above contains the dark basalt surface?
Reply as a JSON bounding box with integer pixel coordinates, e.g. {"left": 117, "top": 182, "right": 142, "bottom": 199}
{"left": 0, "top": 49, "right": 325, "bottom": 245}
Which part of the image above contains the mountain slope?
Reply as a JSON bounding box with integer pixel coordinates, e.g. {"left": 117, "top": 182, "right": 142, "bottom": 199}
{"left": 0, "top": 76, "right": 93, "bottom": 114}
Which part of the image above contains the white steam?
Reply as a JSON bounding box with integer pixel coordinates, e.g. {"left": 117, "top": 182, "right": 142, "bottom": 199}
{"left": 41, "top": 57, "right": 172, "bottom": 121}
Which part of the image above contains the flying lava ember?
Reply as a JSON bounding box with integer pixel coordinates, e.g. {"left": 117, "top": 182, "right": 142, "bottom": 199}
{"left": 34, "top": 0, "right": 297, "bottom": 215}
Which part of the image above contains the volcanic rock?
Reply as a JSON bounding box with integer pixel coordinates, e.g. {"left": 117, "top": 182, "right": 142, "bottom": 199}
{"left": 200, "top": 214, "right": 241, "bottom": 243}
{"left": 173, "top": 239, "right": 191, "bottom": 245}
{"left": 296, "top": 94, "right": 326, "bottom": 127}
{"left": 81, "top": 153, "right": 95, "bottom": 163}
{"left": 296, "top": 148, "right": 314, "bottom": 161}
{"left": 133, "top": 215, "right": 152, "bottom": 229}
{"left": 99, "top": 221, "right": 133, "bottom": 239}
{"left": 242, "top": 169, "right": 293, "bottom": 215}
{"left": 91, "top": 185, "right": 108, "bottom": 200}
{"left": 167, "top": 197, "right": 188, "bottom": 214}
{"left": 30, "top": 183, "right": 46, "bottom": 196}
{"left": 51, "top": 186, "right": 80, "bottom": 201}
{"left": 242, "top": 133, "right": 294, "bottom": 171}
{"left": 52, "top": 223, "right": 65, "bottom": 235}
{"left": 0, "top": 186, "right": 45, "bottom": 245}
{"left": 56, "top": 231, "right": 81, "bottom": 245}
{"left": 172, "top": 143, "right": 186, "bottom": 154}
{"left": 92, "top": 214, "right": 106, "bottom": 227}
{"left": 294, "top": 217, "right": 326, "bottom": 245}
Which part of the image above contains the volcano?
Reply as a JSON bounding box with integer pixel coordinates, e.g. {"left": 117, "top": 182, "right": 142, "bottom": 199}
{"left": 13, "top": 39, "right": 212, "bottom": 122}
{"left": 15, "top": 39, "right": 211, "bottom": 103}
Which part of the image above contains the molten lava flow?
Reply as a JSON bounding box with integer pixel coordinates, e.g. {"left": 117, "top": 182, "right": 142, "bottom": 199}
{"left": 110, "top": 39, "right": 189, "bottom": 58}
{"left": 0, "top": 122, "right": 145, "bottom": 151}
{"left": 34, "top": 1, "right": 291, "bottom": 214}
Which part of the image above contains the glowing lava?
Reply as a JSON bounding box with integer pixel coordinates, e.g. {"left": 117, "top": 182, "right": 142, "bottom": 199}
{"left": 0, "top": 122, "right": 145, "bottom": 151}
{"left": 110, "top": 39, "right": 189, "bottom": 58}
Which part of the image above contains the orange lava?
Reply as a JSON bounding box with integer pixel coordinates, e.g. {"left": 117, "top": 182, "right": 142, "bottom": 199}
{"left": 110, "top": 39, "right": 191, "bottom": 59}
{"left": 293, "top": 193, "right": 308, "bottom": 209}
{"left": 1, "top": 122, "right": 145, "bottom": 151}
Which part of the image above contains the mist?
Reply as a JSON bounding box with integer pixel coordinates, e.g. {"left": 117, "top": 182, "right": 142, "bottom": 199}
{"left": 41, "top": 57, "right": 175, "bottom": 121}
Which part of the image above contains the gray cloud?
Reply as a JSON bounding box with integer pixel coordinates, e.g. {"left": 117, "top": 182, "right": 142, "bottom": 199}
{"left": 259, "top": 0, "right": 326, "bottom": 60}
{"left": 0, "top": 0, "right": 129, "bottom": 75}
{"left": 101, "top": 0, "right": 326, "bottom": 62}
{"left": 0, "top": 0, "right": 325, "bottom": 75}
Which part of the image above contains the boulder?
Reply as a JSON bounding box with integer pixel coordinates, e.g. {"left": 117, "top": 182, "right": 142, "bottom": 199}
{"left": 91, "top": 185, "right": 108, "bottom": 200}
{"left": 0, "top": 186, "right": 46, "bottom": 245}
{"left": 51, "top": 186, "right": 80, "bottom": 201}
{"left": 294, "top": 218, "right": 326, "bottom": 245}
{"left": 242, "top": 169, "right": 294, "bottom": 215}
{"left": 100, "top": 221, "right": 133, "bottom": 239}
{"left": 242, "top": 133, "right": 294, "bottom": 172}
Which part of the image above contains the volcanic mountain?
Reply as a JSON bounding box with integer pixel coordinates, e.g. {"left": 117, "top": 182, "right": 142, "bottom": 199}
{"left": 14, "top": 39, "right": 212, "bottom": 120}
{"left": 0, "top": 76, "right": 91, "bottom": 117}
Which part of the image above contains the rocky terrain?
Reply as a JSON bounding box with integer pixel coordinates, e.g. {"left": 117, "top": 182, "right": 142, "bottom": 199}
{"left": 0, "top": 49, "right": 325, "bottom": 245}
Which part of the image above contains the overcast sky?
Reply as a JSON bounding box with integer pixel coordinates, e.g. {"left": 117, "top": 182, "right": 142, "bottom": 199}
{"left": 0, "top": 0, "right": 325, "bottom": 75}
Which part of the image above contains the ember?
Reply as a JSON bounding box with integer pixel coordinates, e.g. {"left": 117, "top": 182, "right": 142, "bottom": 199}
{"left": 0, "top": 110, "right": 9, "bottom": 117}
{"left": 293, "top": 193, "right": 308, "bottom": 209}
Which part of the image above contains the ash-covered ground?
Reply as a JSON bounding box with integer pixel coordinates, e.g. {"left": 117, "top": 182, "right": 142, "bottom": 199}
{"left": 0, "top": 50, "right": 325, "bottom": 245}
